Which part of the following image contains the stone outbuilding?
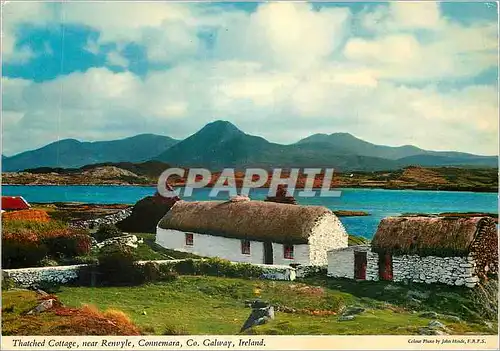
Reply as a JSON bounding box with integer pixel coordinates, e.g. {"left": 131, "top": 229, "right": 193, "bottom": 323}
{"left": 327, "top": 216, "right": 498, "bottom": 288}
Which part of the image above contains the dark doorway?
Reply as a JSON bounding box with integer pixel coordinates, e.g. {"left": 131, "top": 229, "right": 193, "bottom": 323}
{"left": 379, "top": 253, "right": 393, "bottom": 281}
{"left": 354, "top": 251, "right": 367, "bottom": 280}
{"left": 263, "top": 242, "right": 273, "bottom": 264}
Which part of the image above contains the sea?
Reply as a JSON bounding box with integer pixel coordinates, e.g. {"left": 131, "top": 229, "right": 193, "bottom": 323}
{"left": 2, "top": 185, "right": 498, "bottom": 239}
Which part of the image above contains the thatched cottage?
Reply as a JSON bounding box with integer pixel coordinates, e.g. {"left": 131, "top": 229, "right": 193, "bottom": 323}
{"left": 327, "top": 216, "right": 498, "bottom": 288}
{"left": 156, "top": 199, "right": 348, "bottom": 266}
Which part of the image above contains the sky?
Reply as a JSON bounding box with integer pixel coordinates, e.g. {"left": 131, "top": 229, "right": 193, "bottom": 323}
{"left": 1, "top": 1, "right": 499, "bottom": 156}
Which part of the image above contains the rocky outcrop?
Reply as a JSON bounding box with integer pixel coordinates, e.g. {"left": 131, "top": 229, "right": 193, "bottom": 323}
{"left": 116, "top": 193, "right": 179, "bottom": 233}
{"left": 94, "top": 234, "right": 143, "bottom": 249}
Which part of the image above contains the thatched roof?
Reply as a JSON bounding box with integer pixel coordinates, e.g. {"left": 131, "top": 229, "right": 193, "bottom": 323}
{"left": 371, "top": 216, "right": 496, "bottom": 257}
{"left": 158, "top": 200, "right": 336, "bottom": 244}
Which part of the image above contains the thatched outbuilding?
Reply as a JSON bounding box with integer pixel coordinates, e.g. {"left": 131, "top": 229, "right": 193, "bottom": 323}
{"left": 156, "top": 199, "right": 348, "bottom": 266}
{"left": 327, "top": 216, "right": 498, "bottom": 288}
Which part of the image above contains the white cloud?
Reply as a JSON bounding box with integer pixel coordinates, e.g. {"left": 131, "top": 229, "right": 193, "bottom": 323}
{"left": 106, "top": 50, "right": 129, "bottom": 68}
{"left": 1, "top": 2, "right": 498, "bottom": 156}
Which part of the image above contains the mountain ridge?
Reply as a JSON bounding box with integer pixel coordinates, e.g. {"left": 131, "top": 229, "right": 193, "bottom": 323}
{"left": 2, "top": 120, "right": 497, "bottom": 171}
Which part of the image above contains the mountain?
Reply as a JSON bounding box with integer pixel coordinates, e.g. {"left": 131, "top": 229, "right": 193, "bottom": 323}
{"left": 298, "top": 132, "right": 497, "bottom": 168}
{"left": 154, "top": 121, "right": 399, "bottom": 171}
{"left": 2, "top": 122, "right": 497, "bottom": 172}
{"left": 2, "top": 134, "right": 178, "bottom": 172}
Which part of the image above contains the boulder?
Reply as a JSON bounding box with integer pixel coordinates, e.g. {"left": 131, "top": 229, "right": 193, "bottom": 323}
{"left": 95, "top": 234, "right": 140, "bottom": 249}
{"left": 343, "top": 306, "right": 365, "bottom": 316}
{"left": 240, "top": 302, "right": 275, "bottom": 332}
{"left": 418, "top": 311, "right": 438, "bottom": 319}
{"left": 338, "top": 315, "right": 355, "bottom": 321}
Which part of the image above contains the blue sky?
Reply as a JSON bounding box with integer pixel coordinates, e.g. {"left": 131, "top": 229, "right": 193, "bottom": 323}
{"left": 2, "top": 2, "right": 498, "bottom": 156}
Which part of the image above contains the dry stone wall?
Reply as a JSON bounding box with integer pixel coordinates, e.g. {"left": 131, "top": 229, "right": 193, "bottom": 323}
{"left": 392, "top": 254, "right": 479, "bottom": 288}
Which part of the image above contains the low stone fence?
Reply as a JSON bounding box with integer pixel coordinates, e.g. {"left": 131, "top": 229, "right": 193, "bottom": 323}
{"left": 71, "top": 208, "right": 132, "bottom": 229}
{"left": 2, "top": 265, "right": 86, "bottom": 288}
{"left": 2, "top": 259, "right": 298, "bottom": 288}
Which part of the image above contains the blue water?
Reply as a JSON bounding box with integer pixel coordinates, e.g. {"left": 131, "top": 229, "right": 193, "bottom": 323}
{"left": 2, "top": 185, "right": 497, "bottom": 239}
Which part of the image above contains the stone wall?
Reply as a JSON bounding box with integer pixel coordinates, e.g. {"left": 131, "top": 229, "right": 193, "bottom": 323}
{"left": 2, "top": 259, "right": 297, "bottom": 288}
{"left": 71, "top": 208, "right": 132, "bottom": 229}
{"left": 392, "top": 254, "right": 478, "bottom": 288}
{"left": 327, "top": 247, "right": 478, "bottom": 287}
{"left": 308, "top": 213, "right": 349, "bottom": 266}
{"left": 3, "top": 265, "right": 85, "bottom": 288}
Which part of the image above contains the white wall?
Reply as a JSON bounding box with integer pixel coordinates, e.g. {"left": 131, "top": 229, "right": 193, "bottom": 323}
{"left": 308, "top": 214, "right": 349, "bottom": 266}
{"left": 156, "top": 228, "right": 265, "bottom": 264}
{"left": 272, "top": 243, "right": 310, "bottom": 266}
{"left": 327, "top": 245, "right": 378, "bottom": 280}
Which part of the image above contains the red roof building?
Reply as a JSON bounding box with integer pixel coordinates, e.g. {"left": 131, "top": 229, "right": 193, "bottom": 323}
{"left": 1, "top": 196, "right": 31, "bottom": 211}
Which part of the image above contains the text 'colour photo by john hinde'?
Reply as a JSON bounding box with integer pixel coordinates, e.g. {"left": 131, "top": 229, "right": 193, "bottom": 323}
{"left": 0, "top": 1, "right": 499, "bottom": 350}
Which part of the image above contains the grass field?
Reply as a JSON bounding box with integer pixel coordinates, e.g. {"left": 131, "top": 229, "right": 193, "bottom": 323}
{"left": 2, "top": 276, "right": 496, "bottom": 335}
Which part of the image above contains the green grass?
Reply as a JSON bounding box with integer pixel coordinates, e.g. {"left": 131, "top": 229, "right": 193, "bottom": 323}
{"left": 3, "top": 276, "right": 495, "bottom": 335}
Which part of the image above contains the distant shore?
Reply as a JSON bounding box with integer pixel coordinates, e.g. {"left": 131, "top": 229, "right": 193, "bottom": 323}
{"left": 3, "top": 182, "right": 498, "bottom": 193}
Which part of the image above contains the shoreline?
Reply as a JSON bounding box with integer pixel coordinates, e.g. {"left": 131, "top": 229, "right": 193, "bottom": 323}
{"left": 2, "top": 183, "right": 498, "bottom": 193}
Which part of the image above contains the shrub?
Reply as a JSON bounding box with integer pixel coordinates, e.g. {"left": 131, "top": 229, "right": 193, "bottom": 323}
{"left": 40, "top": 257, "right": 59, "bottom": 267}
{"left": 142, "top": 262, "right": 161, "bottom": 283}
{"left": 471, "top": 279, "right": 498, "bottom": 321}
{"left": 97, "top": 244, "right": 140, "bottom": 285}
{"left": 158, "top": 265, "right": 179, "bottom": 282}
{"left": 163, "top": 324, "right": 189, "bottom": 335}
{"left": 2, "top": 276, "right": 17, "bottom": 291}
{"left": 93, "top": 224, "right": 123, "bottom": 243}
{"left": 2, "top": 233, "right": 49, "bottom": 269}
{"left": 2, "top": 221, "right": 92, "bottom": 268}
{"left": 42, "top": 230, "right": 92, "bottom": 258}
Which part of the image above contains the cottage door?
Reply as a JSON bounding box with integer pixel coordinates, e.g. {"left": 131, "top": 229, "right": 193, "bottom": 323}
{"left": 263, "top": 242, "right": 273, "bottom": 264}
{"left": 379, "top": 254, "right": 393, "bottom": 281}
{"left": 354, "top": 252, "right": 367, "bottom": 280}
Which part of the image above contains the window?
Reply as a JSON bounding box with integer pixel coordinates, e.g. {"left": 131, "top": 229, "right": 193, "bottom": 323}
{"left": 185, "top": 233, "right": 194, "bottom": 246}
{"left": 241, "top": 240, "right": 251, "bottom": 255}
{"left": 284, "top": 245, "right": 294, "bottom": 259}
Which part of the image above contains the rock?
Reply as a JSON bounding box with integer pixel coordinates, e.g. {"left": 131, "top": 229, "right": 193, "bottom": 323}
{"left": 428, "top": 320, "right": 446, "bottom": 329}
{"left": 343, "top": 307, "right": 365, "bottom": 316}
{"left": 419, "top": 311, "right": 438, "bottom": 319}
{"left": 142, "top": 310, "right": 147, "bottom": 315}
{"left": 26, "top": 299, "right": 56, "bottom": 315}
{"left": 240, "top": 304, "right": 274, "bottom": 332}
{"left": 383, "top": 284, "right": 401, "bottom": 291}
{"left": 443, "top": 315, "right": 461, "bottom": 323}
{"left": 338, "top": 315, "right": 355, "bottom": 321}
{"left": 96, "top": 234, "right": 139, "bottom": 249}
{"left": 406, "top": 290, "right": 429, "bottom": 300}
{"left": 419, "top": 327, "right": 448, "bottom": 336}
{"left": 454, "top": 278, "right": 465, "bottom": 286}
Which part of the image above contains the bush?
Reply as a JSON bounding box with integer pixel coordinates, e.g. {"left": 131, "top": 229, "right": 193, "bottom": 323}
{"left": 163, "top": 324, "right": 189, "bottom": 335}
{"left": 40, "top": 257, "right": 59, "bottom": 267}
{"left": 93, "top": 224, "right": 123, "bottom": 243}
{"left": 471, "top": 279, "right": 498, "bottom": 321}
{"left": 2, "top": 221, "right": 92, "bottom": 268}
{"left": 2, "top": 233, "right": 49, "bottom": 269}
{"left": 158, "top": 265, "right": 179, "bottom": 282}
{"left": 42, "top": 230, "right": 92, "bottom": 258}
{"left": 97, "top": 244, "right": 141, "bottom": 285}
{"left": 2, "top": 276, "right": 17, "bottom": 291}
{"left": 142, "top": 262, "right": 161, "bottom": 283}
